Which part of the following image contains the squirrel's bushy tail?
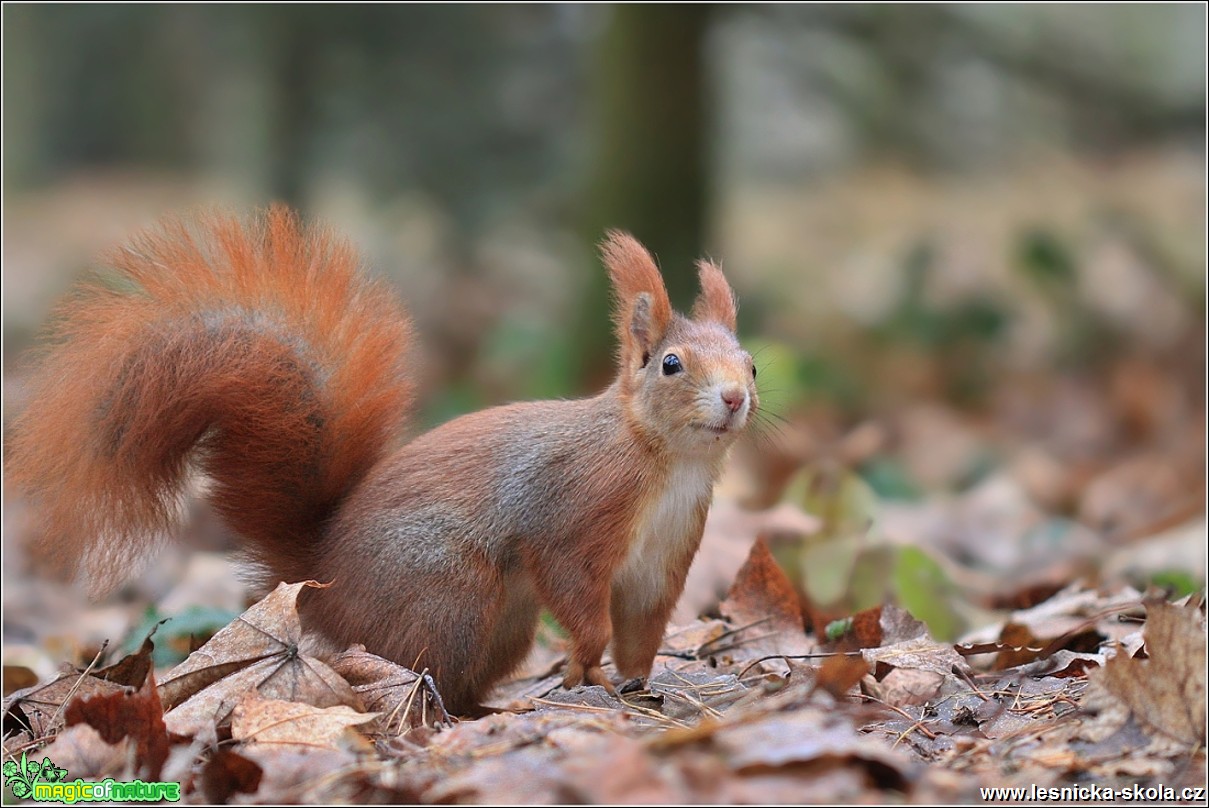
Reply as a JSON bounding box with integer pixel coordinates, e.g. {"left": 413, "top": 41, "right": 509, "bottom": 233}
{"left": 6, "top": 205, "right": 414, "bottom": 593}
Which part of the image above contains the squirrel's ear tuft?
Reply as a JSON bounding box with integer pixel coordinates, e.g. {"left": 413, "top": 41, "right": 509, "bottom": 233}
{"left": 692, "top": 260, "right": 737, "bottom": 332}
{"left": 601, "top": 230, "right": 671, "bottom": 357}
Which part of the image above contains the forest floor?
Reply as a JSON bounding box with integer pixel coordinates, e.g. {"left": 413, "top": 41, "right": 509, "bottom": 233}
{"left": 3, "top": 430, "right": 1205, "bottom": 803}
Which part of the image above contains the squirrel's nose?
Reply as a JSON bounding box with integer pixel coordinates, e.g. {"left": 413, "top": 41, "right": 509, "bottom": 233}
{"left": 721, "top": 387, "right": 746, "bottom": 414}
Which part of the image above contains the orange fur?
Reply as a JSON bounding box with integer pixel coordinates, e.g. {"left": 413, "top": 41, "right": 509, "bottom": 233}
{"left": 6, "top": 206, "right": 414, "bottom": 589}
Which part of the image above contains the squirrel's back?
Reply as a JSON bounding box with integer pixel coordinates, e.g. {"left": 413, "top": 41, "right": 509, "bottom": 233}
{"left": 6, "top": 205, "right": 415, "bottom": 590}
{"left": 307, "top": 391, "right": 664, "bottom": 706}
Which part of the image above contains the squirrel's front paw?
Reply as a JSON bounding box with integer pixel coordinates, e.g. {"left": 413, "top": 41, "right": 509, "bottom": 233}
{"left": 562, "top": 660, "right": 617, "bottom": 695}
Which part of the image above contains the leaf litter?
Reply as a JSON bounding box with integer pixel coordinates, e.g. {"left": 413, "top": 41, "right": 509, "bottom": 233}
{"left": 3, "top": 509, "right": 1206, "bottom": 802}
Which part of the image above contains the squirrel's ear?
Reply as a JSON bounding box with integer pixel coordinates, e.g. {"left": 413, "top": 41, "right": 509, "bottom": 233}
{"left": 692, "top": 260, "right": 737, "bottom": 332}
{"left": 601, "top": 230, "right": 671, "bottom": 358}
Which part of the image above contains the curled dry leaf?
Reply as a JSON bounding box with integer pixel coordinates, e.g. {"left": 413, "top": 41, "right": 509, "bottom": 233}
{"left": 1096, "top": 598, "right": 1207, "bottom": 747}
{"left": 990, "top": 622, "right": 1051, "bottom": 669}
{"left": 330, "top": 646, "right": 451, "bottom": 731}
{"left": 718, "top": 538, "right": 812, "bottom": 664}
{"left": 2, "top": 635, "right": 155, "bottom": 739}
{"left": 3, "top": 670, "right": 125, "bottom": 740}
{"left": 963, "top": 583, "right": 1142, "bottom": 656}
{"left": 675, "top": 498, "right": 821, "bottom": 624}
{"left": 159, "top": 582, "right": 362, "bottom": 736}
{"left": 63, "top": 668, "right": 169, "bottom": 780}
{"left": 93, "top": 635, "right": 157, "bottom": 688}
{"left": 1016, "top": 650, "right": 1103, "bottom": 679}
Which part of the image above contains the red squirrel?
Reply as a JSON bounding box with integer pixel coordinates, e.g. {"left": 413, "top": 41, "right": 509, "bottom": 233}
{"left": 6, "top": 206, "right": 758, "bottom": 714}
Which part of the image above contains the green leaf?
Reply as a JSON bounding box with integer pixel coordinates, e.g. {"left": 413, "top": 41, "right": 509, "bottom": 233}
{"left": 783, "top": 468, "right": 888, "bottom": 611}
{"left": 1148, "top": 569, "right": 1204, "bottom": 599}
{"left": 122, "top": 605, "right": 241, "bottom": 667}
{"left": 825, "top": 617, "right": 853, "bottom": 642}
{"left": 801, "top": 536, "right": 862, "bottom": 607}
{"left": 847, "top": 544, "right": 898, "bottom": 613}
{"left": 893, "top": 546, "right": 963, "bottom": 641}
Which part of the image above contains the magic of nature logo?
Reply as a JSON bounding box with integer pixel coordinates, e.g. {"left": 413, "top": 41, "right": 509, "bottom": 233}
{"left": 3, "top": 752, "right": 180, "bottom": 803}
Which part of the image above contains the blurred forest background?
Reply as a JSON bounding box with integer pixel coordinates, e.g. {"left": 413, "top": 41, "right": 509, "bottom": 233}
{"left": 2, "top": 5, "right": 1206, "bottom": 649}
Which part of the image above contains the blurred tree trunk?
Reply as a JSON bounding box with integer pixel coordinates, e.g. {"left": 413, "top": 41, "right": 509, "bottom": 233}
{"left": 575, "top": 4, "right": 714, "bottom": 389}
{"left": 262, "top": 9, "right": 323, "bottom": 208}
{"left": 1, "top": 5, "right": 47, "bottom": 189}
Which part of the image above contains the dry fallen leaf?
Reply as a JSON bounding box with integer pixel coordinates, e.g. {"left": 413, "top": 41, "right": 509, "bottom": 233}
{"left": 2, "top": 635, "right": 156, "bottom": 739}
{"left": 675, "top": 498, "right": 821, "bottom": 623}
{"left": 720, "top": 538, "right": 804, "bottom": 632}
{"left": 960, "top": 582, "right": 1143, "bottom": 669}
{"left": 231, "top": 695, "right": 378, "bottom": 749}
{"left": 2, "top": 665, "right": 40, "bottom": 696}
{"left": 862, "top": 634, "right": 969, "bottom": 680}
{"left": 200, "top": 748, "right": 263, "bottom": 804}
{"left": 159, "top": 581, "right": 318, "bottom": 709}
{"left": 829, "top": 603, "right": 929, "bottom": 652}
{"left": 1097, "top": 598, "right": 1207, "bottom": 747}
{"left": 814, "top": 653, "right": 869, "bottom": 698}
{"left": 331, "top": 646, "right": 450, "bottom": 731}
{"left": 93, "top": 635, "right": 157, "bottom": 688}
{"left": 233, "top": 744, "right": 362, "bottom": 803}
{"left": 63, "top": 667, "right": 169, "bottom": 780}
{"left": 714, "top": 708, "right": 908, "bottom": 778}
{"left": 219, "top": 695, "right": 379, "bottom": 802}
{"left": 874, "top": 667, "right": 946, "bottom": 707}
{"left": 3, "top": 671, "right": 125, "bottom": 740}
{"left": 718, "top": 538, "right": 812, "bottom": 665}
{"left": 159, "top": 582, "right": 362, "bottom": 736}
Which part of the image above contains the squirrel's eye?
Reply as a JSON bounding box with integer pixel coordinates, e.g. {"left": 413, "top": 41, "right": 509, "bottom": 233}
{"left": 662, "top": 354, "right": 683, "bottom": 376}
{"left": 752, "top": 365, "right": 758, "bottom": 379}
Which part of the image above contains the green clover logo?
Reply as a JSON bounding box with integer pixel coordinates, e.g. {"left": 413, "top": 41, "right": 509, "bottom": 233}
{"left": 2, "top": 751, "right": 68, "bottom": 798}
